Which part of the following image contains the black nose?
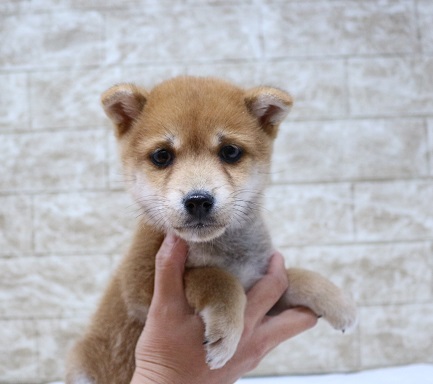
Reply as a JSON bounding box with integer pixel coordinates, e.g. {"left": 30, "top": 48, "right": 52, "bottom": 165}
{"left": 184, "top": 191, "right": 214, "bottom": 218}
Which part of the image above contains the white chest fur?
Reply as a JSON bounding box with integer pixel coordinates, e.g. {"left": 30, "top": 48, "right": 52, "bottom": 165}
{"left": 186, "top": 221, "right": 274, "bottom": 291}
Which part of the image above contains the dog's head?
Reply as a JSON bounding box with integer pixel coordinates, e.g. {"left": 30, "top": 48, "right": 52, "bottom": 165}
{"left": 102, "top": 76, "right": 292, "bottom": 242}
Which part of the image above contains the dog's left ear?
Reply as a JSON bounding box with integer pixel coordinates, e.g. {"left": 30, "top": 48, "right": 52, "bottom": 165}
{"left": 245, "top": 87, "right": 293, "bottom": 137}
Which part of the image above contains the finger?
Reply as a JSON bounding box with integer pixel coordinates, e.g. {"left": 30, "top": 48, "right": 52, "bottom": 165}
{"left": 245, "top": 252, "right": 288, "bottom": 323}
{"left": 258, "top": 307, "right": 318, "bottom": 355}
{"left": 152, "top": 233, "right": 189, "bottom": 305}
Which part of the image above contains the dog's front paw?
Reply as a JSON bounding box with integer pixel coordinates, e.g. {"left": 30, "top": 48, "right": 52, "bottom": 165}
{"left": 320, "top": 291, "right": 358, "bottom": 333}
{"left": 285, "top": 268, "right": 358, "bottom": 333}
{"left": 200, "top": 306, "right": 244, "bottom": 370}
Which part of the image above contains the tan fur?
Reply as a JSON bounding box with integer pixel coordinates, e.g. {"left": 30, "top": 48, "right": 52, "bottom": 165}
{"left": 66, "top": 76, "right": 356, "bottom": 384}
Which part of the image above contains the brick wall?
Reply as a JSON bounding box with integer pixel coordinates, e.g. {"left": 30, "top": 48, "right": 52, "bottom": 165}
{"left": 1, "top": 0, "right": 432, "bottom": 382}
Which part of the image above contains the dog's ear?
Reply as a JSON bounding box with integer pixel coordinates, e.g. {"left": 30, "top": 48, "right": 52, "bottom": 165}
{"left": 245, "top": 87, "right": 293, "bottom": 137}
{"left": 101, "top": 84, "right": 148, "bottom": 137}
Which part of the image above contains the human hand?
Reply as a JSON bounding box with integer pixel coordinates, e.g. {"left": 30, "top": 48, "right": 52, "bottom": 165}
{"left": 130, "top": 234, "right": 317, "bottom": 384}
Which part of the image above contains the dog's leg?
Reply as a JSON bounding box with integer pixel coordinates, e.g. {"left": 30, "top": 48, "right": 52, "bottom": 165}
{"left": 184, "top": 267, "right": 246, "bottom": 370}
{"left": 66, "top": 289, "right": 151, "bottom": 384}
{"left": 276, "top": 268, "right": 357, "bottom": 332}
{"left": 65, "top": 226, "right": 160, "bottom": 384}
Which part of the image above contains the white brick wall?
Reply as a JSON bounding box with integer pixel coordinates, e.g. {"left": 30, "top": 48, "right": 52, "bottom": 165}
{"left": 1, "top": 1, "right": 432, "bottom": 382}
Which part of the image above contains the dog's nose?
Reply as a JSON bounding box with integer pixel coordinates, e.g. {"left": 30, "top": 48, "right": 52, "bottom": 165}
{"left": 184, "top": 191, "right": 214, "bottom": 217}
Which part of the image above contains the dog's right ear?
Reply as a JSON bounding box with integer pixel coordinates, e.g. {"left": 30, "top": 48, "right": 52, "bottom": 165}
{"left": 244, "top": 86, "right": 293, "bottom": 138}
{"left": 101, "top": 84, "right": 148, "bottom": 137}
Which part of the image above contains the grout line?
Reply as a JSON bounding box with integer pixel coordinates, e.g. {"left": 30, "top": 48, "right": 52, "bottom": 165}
{"left": 424, "top": 118, "right": 432, "bottom": 176}
{"left": 413, "top": 0, "right": 424, "bottom": 56}
{"left": 25, "top": 72, "right": 32, "bottom": 131}
{"left": 343, "top": 57, "right": 351, "bottom": 116}
{"left": 355, "top": 320, "right": 362, "bottom": 371}
{"left": 103, "top": 129, "right": 111, "bottom": 191}
{"left": 1, "top": 302, "right": 432, "bottom": 322}
{"left": 2, "top": 53, "right": 433, "bottom": 75}
{"left": 4, "top": 116, "right": 433, "bottom": 135}
{"left": 269, "top": 175, "right": 433, "bottom": 187}
{"left": 30, "top": 194, "right": 36, "bottom": 256}
{"left": 3, "top": 238, "right": 432, "bottom": 260}
{"left": 350, "top": 183, "right": 358, "bottom": 242}
{"left": 33, "top": 317, "right": 42, "bottom": 380}
{"left": 2, "top": 175, "right": 433, "bottom": 197}
{"left": 278, "top": 238, "right": 433, "bottom": 250}
{"left": 255, "top": 0, "right": 266, "bottom": 61}
{"left": 0, "top": 126, "right": 108, "bottom": 135}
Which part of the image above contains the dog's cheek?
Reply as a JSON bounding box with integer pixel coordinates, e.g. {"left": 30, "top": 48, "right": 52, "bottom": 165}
{"left": 231, "top": 158, "right": 266, "bottom": 194}
{"left": 128, "top": 169, "right": 170, "bottom": 227}
{"left": 227, "top": 162, "right": 267, "bottom": 222}
{"left": 130, "top": 174, "right": 150, "bottom": 202}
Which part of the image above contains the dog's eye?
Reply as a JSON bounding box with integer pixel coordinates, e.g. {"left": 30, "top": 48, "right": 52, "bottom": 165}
{"left": 151, "top": 149, "right": 173, "bottom": 168}
{"left": 219, "top": 145, "right": 243, "bottom": 164}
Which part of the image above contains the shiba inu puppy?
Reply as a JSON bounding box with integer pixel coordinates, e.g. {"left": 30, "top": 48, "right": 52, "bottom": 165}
{"left": 66, "top": 76, "right": 357, "bottom": 384}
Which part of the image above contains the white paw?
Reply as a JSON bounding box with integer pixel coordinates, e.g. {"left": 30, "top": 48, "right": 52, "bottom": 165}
{"left": 321, "top": 292, "right": 358, "bottom": 333}
{"left": 200, "top": 306, "right": 244, "bottom": 370}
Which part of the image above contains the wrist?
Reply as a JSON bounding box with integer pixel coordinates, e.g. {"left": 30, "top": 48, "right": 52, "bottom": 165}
{"left": 130, "top": 363, "right": 187, "bottom": 384}
{"left": 130, "top": 369, "right": 172, "bottom": 384}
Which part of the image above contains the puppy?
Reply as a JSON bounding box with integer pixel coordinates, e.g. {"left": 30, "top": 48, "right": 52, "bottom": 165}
{"left": 66, "top": 76, "right": 357, "bottom": 384}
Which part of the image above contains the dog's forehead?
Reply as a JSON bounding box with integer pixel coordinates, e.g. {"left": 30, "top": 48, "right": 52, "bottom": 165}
{"left": 163, "top": 129, "right": 220, "bottom": 146}
{"left": 146, "top": 77, "right": 248, "bottom": 121}
{"left": 139, "top": 79, "right": 262, "bottom": 150}
{"left": 166, "top": 128, "right": 239, "bottom": 149}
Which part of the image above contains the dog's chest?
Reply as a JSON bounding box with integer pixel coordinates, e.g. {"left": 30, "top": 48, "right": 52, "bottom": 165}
{"left": 187, "top": 249, "right": 268, "bottom": 290}
{"left": 186, "top": 230, "right": 273, "bottom": 290}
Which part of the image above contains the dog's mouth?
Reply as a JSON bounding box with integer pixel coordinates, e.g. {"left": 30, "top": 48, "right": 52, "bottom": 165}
{"left": 180, "top": 222, "right": 222, "bottom": 229}
{"left": 174, "top": 222, "right": 226, "bottom": 232}
{"left": 174, "top": 221, "right": 227, "bottom": 242}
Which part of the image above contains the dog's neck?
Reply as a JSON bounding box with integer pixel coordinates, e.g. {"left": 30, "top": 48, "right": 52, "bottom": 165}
{"left": 186, "top": 214, "right": 274, "bottom": 290}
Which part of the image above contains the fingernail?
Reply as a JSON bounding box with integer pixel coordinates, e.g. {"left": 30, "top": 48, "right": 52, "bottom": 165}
{"left": 157, "top": 233, "right": 179, "bottom": 261}
{"left": 160, "top": 233, "right": 188, "bottom": 264}
{"left": 164, "top": 232, "right": 178, "bottom": 246}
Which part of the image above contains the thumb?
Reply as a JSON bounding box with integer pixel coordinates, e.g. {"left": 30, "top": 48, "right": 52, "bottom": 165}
{"left": 152, "top": 233, "right": 189, "bottom": 306}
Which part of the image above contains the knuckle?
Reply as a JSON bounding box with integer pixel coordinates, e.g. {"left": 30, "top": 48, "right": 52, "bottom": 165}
{"left": 297, "top": 307, "right": 319, "bottom": 328}
{"left": 305, "top": 312, "right": 319, "bottom": 328}
{"left": 250, "top": 339, "right": 267, "bottom": 363}
{"left": 245, "top": 356, "right": 262, "bottom": 372}
{"left": 243, "top": 320, "right": 255, "bottom": 336}
{"left": 269, "top": 271, "right": 288, "bottom": 298}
